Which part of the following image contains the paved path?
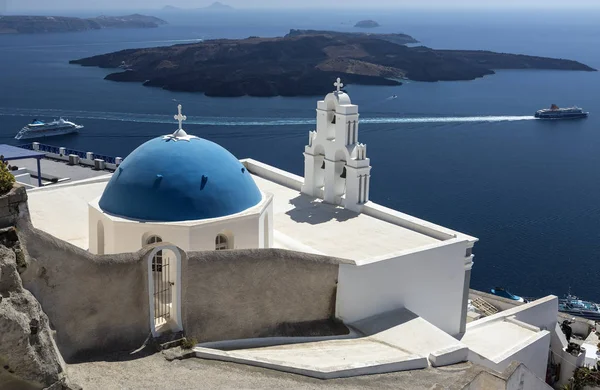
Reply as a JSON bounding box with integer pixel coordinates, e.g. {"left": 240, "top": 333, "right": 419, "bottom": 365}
{"left": 67, "top": 351, "right": 481, "bottom": 390}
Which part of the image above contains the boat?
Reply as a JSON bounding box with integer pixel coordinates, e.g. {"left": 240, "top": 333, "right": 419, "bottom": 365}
{"left": 15, "top": 118, "right": 83, "bottom": 140}
{"left": 490, "top": 287, "right": 526, "bottom": 303}
{"left": 534, "top": 104, "right": 589, "bottom": 120}
{"left": 558, "top": 293, "right": 600, "bottom": 321}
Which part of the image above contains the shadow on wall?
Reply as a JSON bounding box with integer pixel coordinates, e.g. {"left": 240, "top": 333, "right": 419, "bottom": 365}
{"left": 286, "top": 194, "right": 359, "bottom": 225}
{"left": 13, "top": 201, "right": 348, "bottom": 362}
{"left": 182, "top": 248, "right": 346, "bottom": 343}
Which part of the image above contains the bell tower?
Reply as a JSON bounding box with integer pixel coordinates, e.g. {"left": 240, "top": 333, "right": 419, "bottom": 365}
{"left": 301, "top": 78, "right": 372, "bottom": 213}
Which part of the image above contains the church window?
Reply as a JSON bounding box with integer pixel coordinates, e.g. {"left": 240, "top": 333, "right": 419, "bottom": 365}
{"left": 215, "top": 234, "right": 229, "bottom": 250}
{"left": 147, "top": 235, "right": 163, "bottom": 271}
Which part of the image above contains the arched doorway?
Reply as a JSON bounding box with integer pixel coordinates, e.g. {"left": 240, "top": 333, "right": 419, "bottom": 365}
{"left": 97, "top": 220, "right": 105, "bottom": 255}
{"left": 147, "top": 245, "right": 182, "bottom": 336}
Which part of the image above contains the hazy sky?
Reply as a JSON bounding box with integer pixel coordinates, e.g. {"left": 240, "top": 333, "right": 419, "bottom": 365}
{"left": 5, "top": 0, "right": 600, "bottom": 11}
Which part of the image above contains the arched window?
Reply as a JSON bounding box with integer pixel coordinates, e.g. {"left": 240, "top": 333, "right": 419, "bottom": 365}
{"left": 215, "top": 234, "right": 229, "bottom": 251}
{"left": 147, "top": 235, "right": 163, "bottom": 271}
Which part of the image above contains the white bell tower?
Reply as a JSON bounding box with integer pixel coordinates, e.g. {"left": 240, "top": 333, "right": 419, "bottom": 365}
{"left": 301, "top": 78, "right": 372, "bottom": 213}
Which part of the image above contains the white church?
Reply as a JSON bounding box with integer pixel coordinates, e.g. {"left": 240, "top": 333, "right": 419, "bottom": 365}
{"left": 22, "top": 78, "right": 560, "bottom": 384}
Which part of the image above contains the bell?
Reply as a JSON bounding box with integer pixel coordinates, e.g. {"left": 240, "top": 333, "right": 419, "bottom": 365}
{"left": 340, "top": 167, "right": 346, "bottom": 178}
{"left": 321, "top": 161, "right": 325, "bottom": 169}
{"left": 331, "top": 115, "right": 336, "bottom": 124}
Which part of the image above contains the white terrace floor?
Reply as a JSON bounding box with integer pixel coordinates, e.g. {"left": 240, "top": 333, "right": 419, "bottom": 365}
{"left": 193, "top": 309, "right": 467, "bottom": 379}
{"left": 26, "top": 167, "right": 441, "bottom": 261}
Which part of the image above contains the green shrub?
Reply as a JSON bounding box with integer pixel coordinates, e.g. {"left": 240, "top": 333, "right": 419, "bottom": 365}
{"left": 180, "top": 338, "right": 198, "bottom": 350}
{"left": 0, "top": 156, "right": 15, "bottom": 195}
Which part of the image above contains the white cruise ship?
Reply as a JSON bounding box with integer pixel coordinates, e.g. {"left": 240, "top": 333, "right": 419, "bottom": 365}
{"left": 15, "top": 118, "right": 83, "bottom": 140}
{"left": 534, "top": 104, "right": 589, "bottom": 120}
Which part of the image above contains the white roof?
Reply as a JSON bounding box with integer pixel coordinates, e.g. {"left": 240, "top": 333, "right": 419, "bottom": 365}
{"left": 461, "top": 319, "right": 541, "bottom": 362}
{"left": 251, "top": 174, "right": 441, "bottom": 262}
{"left": 26, "top": 160, "right": 473, "bottom": 260}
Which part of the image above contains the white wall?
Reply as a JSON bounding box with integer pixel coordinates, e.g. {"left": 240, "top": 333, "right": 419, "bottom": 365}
{"left": 466, "top": 328, "right": 550, "bottom": 381}
{"left": 469, "top": 296, "right": 558, "bottom": 333}
{"left": 496, "top": 331, "right": 551, "bottom": 381}
{"left": 506, "top": 363, "right": 554, "bottom": 390}
{"left": 88, "top": 195, "right": 273, "bottom": 255}
{"left": 336, "top": 239, "right": 470, "bottom": 335}
{"left": 465, "top": 296, "right": 558, "bottom": 381}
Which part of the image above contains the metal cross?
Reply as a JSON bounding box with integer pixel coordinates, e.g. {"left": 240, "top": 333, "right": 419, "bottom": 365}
{"left": 174, "top": 104, "right": 187, "bottom": 130}
{"left": 334, "top": 77, "right": 344, "bottom": 93}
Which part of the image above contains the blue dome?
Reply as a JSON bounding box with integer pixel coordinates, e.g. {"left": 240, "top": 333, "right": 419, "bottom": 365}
{"left": 99, "top": 135, "right": 262, "bottom": 222}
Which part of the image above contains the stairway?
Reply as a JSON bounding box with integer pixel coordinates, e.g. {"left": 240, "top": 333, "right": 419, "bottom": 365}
{"left": 471, "top": 297, "right": 499, "bottom": 317}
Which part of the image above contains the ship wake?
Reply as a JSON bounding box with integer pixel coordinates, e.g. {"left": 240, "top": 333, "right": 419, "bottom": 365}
{"left": 0, "top": 108, "right": 536, "bottom": 127}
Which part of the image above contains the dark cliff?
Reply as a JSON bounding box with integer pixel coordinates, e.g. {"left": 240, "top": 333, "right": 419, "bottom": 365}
{"left": 70, "top": 30, "right": 597, "bottom": 97}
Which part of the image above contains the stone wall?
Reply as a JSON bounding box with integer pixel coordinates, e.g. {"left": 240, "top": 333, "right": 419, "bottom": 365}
{"left": 183, "top": 249, "right": 343, "bottom": 342}
{"left": 0, "top": 184, "right": 27, "bottom": 229}
{"left": 17, "top": 219, "right": 151, "bottom": 362}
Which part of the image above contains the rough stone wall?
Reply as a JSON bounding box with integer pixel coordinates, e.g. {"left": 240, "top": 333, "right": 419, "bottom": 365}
{"left": 0, "top": 234, "right": 72, "bottom": 390}
{"left": 17, "top": 216, "right": 151, "bottom": 362}
{"left": 183, "top": 249, "right": 342, "bottom": 342}
{"left": 0, "top": 184, "right": 27, "bottom": 229}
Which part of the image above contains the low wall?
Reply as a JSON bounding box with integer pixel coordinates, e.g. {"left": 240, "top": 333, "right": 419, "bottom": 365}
{"left": 17, "top": 217, "right": 151, "bottom": 362}
{"left": 14, "top": 199, "right": 345, "bottom": 360}
{"left": 183, "top": 249, "right": 342, "bottom": 342}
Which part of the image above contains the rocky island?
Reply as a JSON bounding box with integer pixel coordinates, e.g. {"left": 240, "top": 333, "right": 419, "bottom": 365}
{"left": 355, "top": 20, "right": 380, "bottom": 28}
{"left": 69, "top": 30, "right": 597, "bottom": 97}
{"left": 0, "top": 14, "right": 167, "bottom": 34}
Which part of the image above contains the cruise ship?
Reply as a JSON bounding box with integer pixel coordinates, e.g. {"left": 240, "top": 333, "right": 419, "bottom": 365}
{"left": 558, "top": 294, "right": 600, "bottom": 321}
{"left": 534, "top": 104, "right": 589, "bottom": 120}
{"left": 15, "top": 118, "right": 83, "bottom": 140}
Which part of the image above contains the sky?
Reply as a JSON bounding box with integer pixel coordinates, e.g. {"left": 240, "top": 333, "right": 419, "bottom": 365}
{"left": 4, "top": 0, "right": 600, "bottom": 12}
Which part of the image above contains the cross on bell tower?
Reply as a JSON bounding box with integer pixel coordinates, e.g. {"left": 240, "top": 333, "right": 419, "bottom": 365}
{"left": 334, "top": 77, "right": 344, "bottom": 93}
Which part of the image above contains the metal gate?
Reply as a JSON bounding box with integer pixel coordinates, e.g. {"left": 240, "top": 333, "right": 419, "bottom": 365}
{"left": 152, "top": 249, "right": 172, "bottom": 329}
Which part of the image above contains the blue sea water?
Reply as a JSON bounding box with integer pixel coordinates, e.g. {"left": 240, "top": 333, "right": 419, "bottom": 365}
{"left": 0, "top": 9, "right": 599, "bottom": 300}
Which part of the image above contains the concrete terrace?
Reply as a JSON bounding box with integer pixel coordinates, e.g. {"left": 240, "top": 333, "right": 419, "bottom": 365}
{"left": 193, "top": 309, "right": 468, "bottom": 379}
{"left": 15, "top": 158, "right": 111, "bottom": 183}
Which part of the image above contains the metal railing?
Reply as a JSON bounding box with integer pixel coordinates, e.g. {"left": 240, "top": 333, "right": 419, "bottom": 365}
{"left": 63, "top": 148, "right": 87, "bottom": 159}
{"left": 17, "top": 143, "right": 121, "bottom": 165}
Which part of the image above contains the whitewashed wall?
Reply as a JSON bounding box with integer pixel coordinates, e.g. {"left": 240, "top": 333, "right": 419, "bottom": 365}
{"left": 336, "top": 239, "right": 470, "bottom": 335}
{"left": 89, "top": 196, "right": 273, "bottom": 255}
{"left": 465, "top": 297, "right": 558, "bottom": 381}
{"left": 506, "top": 363, "right": 554, "bottom": 390}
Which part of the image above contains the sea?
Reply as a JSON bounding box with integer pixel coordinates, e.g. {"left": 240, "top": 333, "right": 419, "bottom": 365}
{"left": 0, "top": 8, "right": 599, "bottom": 301}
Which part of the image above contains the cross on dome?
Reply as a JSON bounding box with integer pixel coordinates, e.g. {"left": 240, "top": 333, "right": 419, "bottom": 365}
{"left": 334, "top": 77, "right": 344, "bottom": 93}
{"left": 163, "top": 104, "right": 198, "bottom": 142}
{"left": 174, "top": 104, "right": 187, "bottom": 130}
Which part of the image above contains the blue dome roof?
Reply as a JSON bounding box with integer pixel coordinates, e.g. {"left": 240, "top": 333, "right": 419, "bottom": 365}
{"left": 99, "top": 135, "right": 262, "bottom": 222}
